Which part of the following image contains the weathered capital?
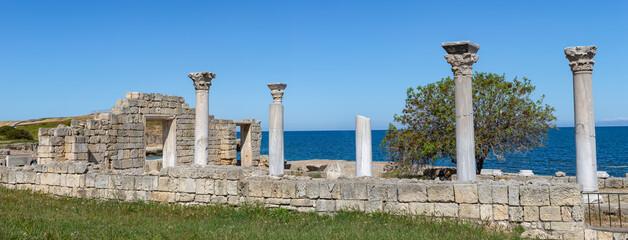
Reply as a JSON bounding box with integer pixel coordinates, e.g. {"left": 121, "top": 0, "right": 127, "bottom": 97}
{"left": 267, "top": 83, "right": 287, "bottom": 104}
{"left": 444, "top": 53, "right": 479, "bottom": 76}
{"left": 188, "top": 72, "right": 216, "bottom": 91}
{"left": 442, "top": 41, "right": 480, "bottom": 76}
{"left": 565, "top": 46, "right": 596, "bottom": 72}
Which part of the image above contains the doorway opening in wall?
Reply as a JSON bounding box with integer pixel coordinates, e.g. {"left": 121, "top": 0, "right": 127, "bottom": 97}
{"left": 236, "top": 123, "right": 252, "bottom": 167}
{"left": 144, "top": 116, "right": 177, "bottom": 168}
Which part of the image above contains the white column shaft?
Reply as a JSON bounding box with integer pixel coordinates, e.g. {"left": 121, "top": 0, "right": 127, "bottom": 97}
{"left": 269, "top": 104, "right": 284, "bottom": 175}
{"left": 574, "top": 71, "right": 598, "bottom": 192}
{"left": 355, "top": 115, "right": 373, "bottom": 177}
{"left": 194, "top": 90, "right": 209, "bottom": 165}
{"left": 454, "top": 75, "right": 476, "bottom": 181}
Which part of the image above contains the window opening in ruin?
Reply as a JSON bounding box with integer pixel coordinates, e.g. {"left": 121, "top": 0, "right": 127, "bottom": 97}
{"left": 144, "top": 116, "right": 177, "bottom": 167}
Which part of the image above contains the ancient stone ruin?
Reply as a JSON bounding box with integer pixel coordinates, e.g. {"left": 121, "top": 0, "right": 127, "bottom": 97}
{"left": 0, "top": 42, "right": 617, "bottom": 239}
{"left": 37, "top": 92, "right": 262, "bottom": 170}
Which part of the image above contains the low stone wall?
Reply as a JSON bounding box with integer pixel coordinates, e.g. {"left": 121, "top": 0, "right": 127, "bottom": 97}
{"left": 0, "top": 163, "right": 586, "bottom": 239}
{"left": 0, "top": 142, "right": 38, "bottom": 159}
{"left": 478, "top": 174, "right": 628, "bottom": 189}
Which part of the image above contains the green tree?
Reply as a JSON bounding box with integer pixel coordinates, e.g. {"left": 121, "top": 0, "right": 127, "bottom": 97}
{"left": 382, "top": 72, "right": 556, "bottom": 175}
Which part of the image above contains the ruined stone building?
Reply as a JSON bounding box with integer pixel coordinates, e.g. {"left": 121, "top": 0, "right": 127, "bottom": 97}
{"left": 37, "top": 92, "right": 262, "bottom": 170}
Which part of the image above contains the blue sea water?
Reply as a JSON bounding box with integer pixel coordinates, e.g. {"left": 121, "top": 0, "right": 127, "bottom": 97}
{"left": 258, "top": 127, "right": 628, "bottom": 177}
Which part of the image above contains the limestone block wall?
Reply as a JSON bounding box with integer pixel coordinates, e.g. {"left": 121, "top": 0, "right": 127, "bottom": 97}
{"left": 0, "top": 143, "right": 38, "bottom": 159}
{"left": 478, "top": 174, "right": 628, "bottom": 189}
{"left": 209, "top": 119, "right": 237, "bottom": 165}
{"left": 37, "top": 92, "right": 195, "bottom": 169}
{"left": 0, "top": 163, "right": 586, "bottom": 239}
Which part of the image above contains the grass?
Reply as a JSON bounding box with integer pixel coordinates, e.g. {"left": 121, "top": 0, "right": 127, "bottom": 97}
{"left": 0, "top": 187, "right": 525, "bottom": 239}
{"left": 15, "top": 120, "right": 71, "bottom": 141}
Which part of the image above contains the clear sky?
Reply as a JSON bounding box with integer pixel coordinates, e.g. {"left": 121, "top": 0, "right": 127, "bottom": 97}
{"left": 1, "top": 1, "right": 627, "bottom": 130}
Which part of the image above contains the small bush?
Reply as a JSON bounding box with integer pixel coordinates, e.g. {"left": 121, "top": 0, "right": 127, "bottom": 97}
{"left": 4, "top": 128, "right": 34, "bottom": 140}
{"left": 0, "top": 126, "right": 14, "bottom": 135}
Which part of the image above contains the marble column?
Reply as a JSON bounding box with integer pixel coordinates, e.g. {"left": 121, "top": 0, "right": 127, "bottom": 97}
{"left": 565, "top": 46, "right": 598, "bottom": 192}
{"left": 189, "top": 72, "right": 215, "bottom": 166}
{"left": 442, "top": 41, "right": 479, "bottom": 181}
{"left": 355, "top": 115, "right": 373, "bottom": 177}
{"left": 268, "top": 83, "right": 287, "bottom": 176}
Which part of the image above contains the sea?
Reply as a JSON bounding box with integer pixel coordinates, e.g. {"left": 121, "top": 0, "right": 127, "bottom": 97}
{"left": 256, "top": 126, "right": 628, "bottom": 177}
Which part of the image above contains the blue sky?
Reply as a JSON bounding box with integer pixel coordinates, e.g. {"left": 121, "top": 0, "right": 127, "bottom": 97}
{"left": 1, "top": 1, "right": 627, "bottom": 130}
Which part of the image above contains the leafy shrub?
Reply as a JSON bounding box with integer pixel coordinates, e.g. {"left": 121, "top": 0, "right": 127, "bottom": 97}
{"left": 4, "top": 128, "right": 34, "bottom": 140}
{"left": 0, "top": 126, "right": 14, "bottom": 135}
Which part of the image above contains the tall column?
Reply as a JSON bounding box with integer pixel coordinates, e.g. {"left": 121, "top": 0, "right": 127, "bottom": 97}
{"left": 565, "top": 46, "right": 598, "bottom": 192}
{"left": 189, "top": 72, "right": 216, "bottom": 166}
{"left": 268, "top": 83, "right": 287, "bottom": 176}
{"left": 442, "top": 41, "right": 480, "bottom": 181}
{"left": 355, "top": 115, "right": 373, "bottom": 177}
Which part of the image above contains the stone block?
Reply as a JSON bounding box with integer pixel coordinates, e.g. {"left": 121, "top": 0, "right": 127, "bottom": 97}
{"left": 336, "top": 200, "right": 364, "bottom": 211}
{"left": 384, "top": 202, "right": 408, "bottom": 214}
{"left": 508, "top": 185, "right": 519, "bottom": 205}
{"left": 340, "top": 182, "right": 368, "bottom": 200}
{"left": 280, "top": 181, "right": 297, "bottom": 198}
{"left": 365, "top": 201, "right": 383, "bottom": 213}
{"left": 290, "top": 199, "right": 314, "bottom": 207}
{"left": 454, "top": 184, "right": 478, "bottom": 203}
{"left": 427, "top": 184, "right": 454, "bottom": 202}
{"left": 244, "top": 180, "right": 263, "bottom": 197}
{"left": 409, "top": 202, "right": 434, "bottom": 216}
{"left": 508, "top": 207, "right": 523, "bottom": 222}
{"left": 367, "top": 183, "right": 397, "bottom": 201}
{"left": 141, "top": 176, "right": 158, "bottom": 191}
{"left": 480, "top": 204, "right": 493, "bottom": 220}
{"left": 296, "top": 181, "right": 306, "bottom": 198}
{"left": 315, "top": 199, "right": 336, "bottom": 212}
{"left": 519, "top": 185, "right": 550, "bottom": 206}
{"left": 319, "top": 182, "right": 340, "bottom": 199}
{"left": 478, "top": 184, "right": 492, "bottom": 203}
{"left": 459, "top": 204, "right": 480, "bottom": 219}
{"left": 491, "top": 185, "right": 508, "bottom": 204}
{"left": 306, "top": 182, "right": 319, "bottom": 199}
{"left": 549, "top": 185, "right": 581, "bottom": 206}
{"left": 215, "top": 180, "right": 227, "bottom": 196}
{"left": 549, "top": 222, "right": 583, "bottom": 232}
{"left": 266, "top": 198, "right": 291, "bottom": 205}
{"left": 95, "top": 174, "right": 111, "bottom": 189}
{"left": 153, "top": 192, "right": 175, "bottom": 202}
{"left": 66, "top": 174, "right": 84, "bottom": 188}
{"left": 493, "top": 205, "right": 508, "bottom": 221}
{"left": 41, "top": 173, "right": 60, "bottom": 186}
{"left": 397, "top": 184, "right": 427, "bottom": 202}
{"left": 561, "top": 206, "right": 572, "bottom": 221}
{"left": 434, "top": 203, "right": 458, "bottom": 217}
{"left": 226, "top": 181, "right": 238, "bottom": 195}
{"left": 524, "top": 206, "right": 539, "bottom": 221}
{"left": 540, "top": 206, "right": 561, "bottom": 221}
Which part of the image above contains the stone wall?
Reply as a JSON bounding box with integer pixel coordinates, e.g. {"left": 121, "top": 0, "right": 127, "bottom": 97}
{"left": 0, "top": 162, "right": 586, "bottom": 239}
{"left": 37, "top": 92, "right": 194, "bottom": 169}
{"left": 478, "top": 174, "right": 628, "bottom": 189}
{"left": 209, "top": 118, "right": 237, "bottom": 165}
{"left": 0, "top": 142, "right": 38, "bottom": 159}
{"left": 36, "top": 92, "right": 263, "bottom": 169}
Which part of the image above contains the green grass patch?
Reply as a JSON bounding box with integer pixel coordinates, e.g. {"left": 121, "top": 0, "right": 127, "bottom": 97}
{"left": 15, "top": 120, "right": 71, "bottom": 141}
{"left": 0, "top": 187, "right": 524, "bottom": 239}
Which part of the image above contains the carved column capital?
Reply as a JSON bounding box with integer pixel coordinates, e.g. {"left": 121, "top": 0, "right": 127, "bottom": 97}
{"left": 442, "top": 41, "right": 480, "bottom": 76}
{"left": 565, "top": 46, "right": 596, "bottom": 72}
{"left": 267, "top": 83, "right": 287, "bottom": 104}
{"left": 444, "top": 53, "right": 479, "bottom": 76}
{"left": 188, "top": 72, "right": 216, "bottom": 91}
